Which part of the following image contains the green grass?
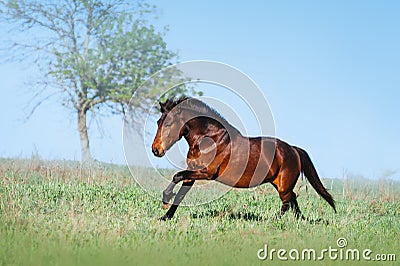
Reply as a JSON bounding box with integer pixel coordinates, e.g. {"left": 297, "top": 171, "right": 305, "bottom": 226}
{"left": 0, "top": 158, "right": 399, "bottom": 265}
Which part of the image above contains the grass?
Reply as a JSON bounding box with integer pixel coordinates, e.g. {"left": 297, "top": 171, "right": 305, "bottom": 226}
{"left": 0, "top": 158, "right": 399, "bottom": 265}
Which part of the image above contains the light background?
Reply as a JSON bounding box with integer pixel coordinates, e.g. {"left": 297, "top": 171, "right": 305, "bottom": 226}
{"left": 0, "top": 1, "right": 399, "bottom": 179}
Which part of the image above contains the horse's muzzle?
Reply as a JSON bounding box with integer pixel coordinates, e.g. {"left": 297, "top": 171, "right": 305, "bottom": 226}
{"left": 152, "top": 147, "right": 165, "bottom": 157}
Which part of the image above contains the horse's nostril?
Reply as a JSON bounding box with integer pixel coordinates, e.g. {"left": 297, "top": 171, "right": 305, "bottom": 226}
{"left": 152, "top": 147, "right": 159, "bottom": 156}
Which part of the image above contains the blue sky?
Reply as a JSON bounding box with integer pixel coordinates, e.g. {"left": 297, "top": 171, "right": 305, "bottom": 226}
{"left": 0, "top": 1, "right": 399, "bottom": 179}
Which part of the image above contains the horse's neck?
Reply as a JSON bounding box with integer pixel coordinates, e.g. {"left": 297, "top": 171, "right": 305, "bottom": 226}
{"left": 184, "top": 117, "right": 238, "bottom": 148}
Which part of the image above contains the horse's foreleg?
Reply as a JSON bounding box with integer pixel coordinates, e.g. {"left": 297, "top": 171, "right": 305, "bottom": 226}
{"left": 162, "top": 171, "right": 186, "bottom": 207}
{"left": 160, "top": 180, "right": 195, "bottom": 221}
{"left": 162, "top": 169, "right": 209, "bottom": 206}
{"left": 160, "top": 169, "right": 209, "bottom": 221}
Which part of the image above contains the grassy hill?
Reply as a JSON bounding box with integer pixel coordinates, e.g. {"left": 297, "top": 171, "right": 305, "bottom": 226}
{"left": 1, "top": 158, "right": 398, "bottom": 265}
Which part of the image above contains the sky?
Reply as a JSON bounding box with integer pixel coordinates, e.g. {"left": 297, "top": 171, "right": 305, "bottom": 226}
{"left": 0, "top": 1, "right": 399, "bottom": 179}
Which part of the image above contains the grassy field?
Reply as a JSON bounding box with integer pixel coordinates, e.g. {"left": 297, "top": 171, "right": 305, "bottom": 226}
{"left": 0, "top": 158, "right": 399, "bottom": 265}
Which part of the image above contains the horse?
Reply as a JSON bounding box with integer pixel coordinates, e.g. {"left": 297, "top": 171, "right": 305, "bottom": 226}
{"left": 151, "top": 97, "right": 336, "bottom": 221}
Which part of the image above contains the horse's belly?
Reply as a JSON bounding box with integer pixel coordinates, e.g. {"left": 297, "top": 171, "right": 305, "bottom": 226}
{"left": 215, "top": 159, "right": 272, "bottom": 188}
{"left": 215, "top": 174, "right": 253, "bottom": 188}
{"left": 213, "top": 136, "right": 276, "bottom": 188}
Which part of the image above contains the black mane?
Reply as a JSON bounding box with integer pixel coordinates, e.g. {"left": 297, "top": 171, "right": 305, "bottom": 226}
{"left": 161, "top": 97, "right": 229, "bottom": 125}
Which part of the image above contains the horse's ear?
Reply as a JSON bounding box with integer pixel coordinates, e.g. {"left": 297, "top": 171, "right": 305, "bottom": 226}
{"left": 159, "top": 99, "right": 173, "bottom": 113}
{"left": 159, "top": 101, "right": 166, "bottom": 113}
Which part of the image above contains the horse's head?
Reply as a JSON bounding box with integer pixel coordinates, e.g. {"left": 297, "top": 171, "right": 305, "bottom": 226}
{"left": 152, "top": 98, "right": 189, "bottom": 157}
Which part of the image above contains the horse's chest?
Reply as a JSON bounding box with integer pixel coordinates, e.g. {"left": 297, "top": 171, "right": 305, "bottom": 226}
{"left": 186, "top": 137, "right": 224, "bottom": 171}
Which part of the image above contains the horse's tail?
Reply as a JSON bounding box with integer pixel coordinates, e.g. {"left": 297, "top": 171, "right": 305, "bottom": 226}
{"left": 294, "top": 147, "right": 336, "bottom": 213}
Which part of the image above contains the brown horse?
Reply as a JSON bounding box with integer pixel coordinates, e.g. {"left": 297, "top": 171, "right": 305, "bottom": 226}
{"left": 152, "top": 97, "right": 336, "bottom": 221}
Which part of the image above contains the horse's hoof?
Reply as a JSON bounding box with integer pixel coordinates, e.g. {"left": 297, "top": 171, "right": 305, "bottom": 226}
{"left": 162, "top": 202, "right": 172, "bottom": 210}
{"left": 306, "top": 218, "right": 329, "bottom": 225}
{"left": 273, "top": 212, "right": 282, "bottom": 220}
{"left": 159, "top": 214, "right": 171, "bottom": 221}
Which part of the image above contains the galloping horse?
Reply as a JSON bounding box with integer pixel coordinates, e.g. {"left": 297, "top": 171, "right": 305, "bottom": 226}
{"left": 152, "top": 97, "right": 336, "bottom": 221}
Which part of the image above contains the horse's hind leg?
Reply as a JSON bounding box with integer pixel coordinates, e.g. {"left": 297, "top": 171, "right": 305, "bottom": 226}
{"left": 276, "top": 191, "right": 292, "bottom": 218}
{"left": 289, "top": 192, "right": 305, "bottom": 220}
{"left": 272, "top": 166, "right": 304, "bottom": 220}
{"left": 275, "top": 191, "right": 305, "bottom": 220}
{"left": 278, "top": 191, "right": 305, "bottom": 220}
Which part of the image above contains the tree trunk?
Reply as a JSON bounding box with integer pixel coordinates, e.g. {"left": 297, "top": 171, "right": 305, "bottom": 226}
{"left": 77, "top": 108, "right": 92, "bottom": 162}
